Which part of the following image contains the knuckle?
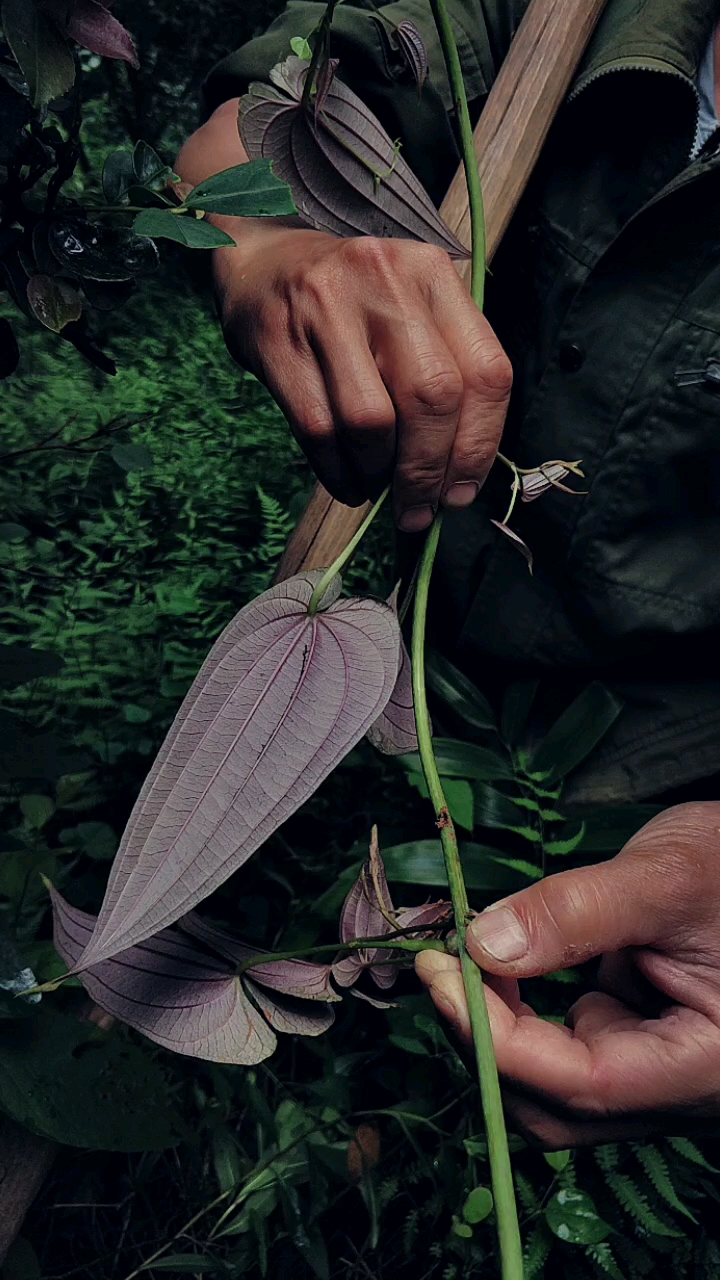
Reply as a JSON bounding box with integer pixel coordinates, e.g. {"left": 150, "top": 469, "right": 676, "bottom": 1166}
{"left": 470, "top": 345, "right": 514, "bottom": 399}
{"left": 340, "top": 402, "right": 395, "bottom": 436}
{"left": 293, "top": 408, "right": 334, "bottom": 441}
{"left": 395, "top": 455, "right": 445, "bottom": 494}
{"left": 405, "top": 364, "right": 463, "bottom": 416}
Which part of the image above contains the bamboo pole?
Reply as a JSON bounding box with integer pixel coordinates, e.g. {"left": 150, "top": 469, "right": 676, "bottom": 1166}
{"left": 275, "top": 0, "right": 608, "bottom": 581}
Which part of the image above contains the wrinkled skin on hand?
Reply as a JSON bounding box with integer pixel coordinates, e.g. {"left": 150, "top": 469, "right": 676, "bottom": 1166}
{"left": 416, "top": 803, "right": 720, "bottom": 1148}
{"left": 217, "top": 228, "right": 512, "bottom": 530}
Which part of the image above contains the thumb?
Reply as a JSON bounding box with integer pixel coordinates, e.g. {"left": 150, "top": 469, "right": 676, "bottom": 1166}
{"left": 466, "top": 803, "right": 719, "bottom": 977}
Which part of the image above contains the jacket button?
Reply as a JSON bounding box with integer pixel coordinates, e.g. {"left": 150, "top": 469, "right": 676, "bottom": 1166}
{"left": 558, "top": 342, "right": 585, "bottom": 372}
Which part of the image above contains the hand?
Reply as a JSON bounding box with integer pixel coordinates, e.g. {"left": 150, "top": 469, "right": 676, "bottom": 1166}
{"left": 416, "top": 803, "right": 720, "bottom": 1147}
{"left": 216, "top": 227, "right": 512, "bottom": 529}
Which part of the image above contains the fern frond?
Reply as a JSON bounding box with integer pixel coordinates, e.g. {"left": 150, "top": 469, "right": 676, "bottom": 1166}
{"left": 586, "top": 1242, "right": 624, "bottom": 1279}
{"left": 667, "top": 1136, "right": 718, "bottom": 1173}
{"left": 524, "top": 1223, "right": 552, "bottom": 1278}
{"left": 515, "top": 1170, "right": 540, "bottom": 1214}
{"left": 632, "top": 1143, "right": 697, "bottom": 1222}
{"left": 604, "top": 1171, "right": 684, "bottom": 1238}
{"left": 403, "top": 1207, "right": 419, "bottom": 1257}
{"left": 595, "top": 1144, "right": 620, "bottom": 1175}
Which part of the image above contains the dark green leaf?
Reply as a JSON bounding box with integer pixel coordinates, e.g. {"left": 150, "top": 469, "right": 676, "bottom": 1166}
{"left": 545, "top": 1188, "right": 609, "bottom": 1245}
{"left": 19, "top": 794, "right": 54, "bottom": 828}
{"left": 184, "top": 159, "right": 297, "bottom": 218}
{"left": 426, "top": 650, "right": 496, "bottom": 730}
{"left": 26, "top": 274, "right": 82, "bottom": 332}
{"left": 111, "top": 443, "right": 154, "bottom": 472}
{"left": 59, "top": 820, "right": 117, "bottom": 860}
{"left": 1, "top": 0, "right": 75, "bottom": 107}
{"left": 398, "top": 738, "right": 512, "bottom": 782}
{"left": 488, "top": 855, "right": 542, "bottom": 881}
{"left": 406, "top": 772, "right": 473, "bottom": 830}
{"left": 544, "top": 1150, "right": 571, "bottom": 1172}
{"left": 472, "top": 782, "right": 524, "bottom": 830}
{"left": 500, "top": 680, "right": 539, "bottom": 745}
{"left": 127, "top": 184, "right": 173, "bottom": 208}
{"left": 0, "top": 523, "right": 29, "bottom": 543}
{"left": 382, "top": 840, "right": 530, "bottom": 892}
{"left": 102, "top": 149, "right": 135, "bottom": 203}
{"left": 49, "top": 219, "right": 160, "bottom": 281}
{"left": 575, "top": 804, "right": 662, "bottom": 853}
{"left": 123, "top": 703, "right": 152, "bottom": 724}
{"left": 0, "top": 1009, "right": 185, "bottom": 1149}
{"left": 528, "top": 683, "right": 624, "bottom": 783}
{"left": 132, "top": 209, "right": 236, "bottom": 248}
{"left": 463, "top": 1186, "right": 493, "bottom": 1224}
{"left": 132, "top": 139, "right": 169, "bottom": 187}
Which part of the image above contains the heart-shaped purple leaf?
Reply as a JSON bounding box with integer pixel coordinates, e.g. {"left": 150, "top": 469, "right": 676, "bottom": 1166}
{"left": 51, "top": 889, "right": 336, "bottom": 1059}
{"left": 333, "top": 828, "right": 399, "bottom": 990}
{"left": 179, "top": 912, "right": 340, "bottom": 1002}
{"left": 240, "top": 56, "right": 469, "bottom": 258}
{"left": 366, "top": 586, "right": 419, "bottom": 755}
{"left": 77, "top": 573, "right": 400, "bottom": 969}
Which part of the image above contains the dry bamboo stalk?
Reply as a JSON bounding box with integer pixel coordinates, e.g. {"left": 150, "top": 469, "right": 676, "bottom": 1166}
{"left": 276, "top": 0, "right": 607, "bottom": 581}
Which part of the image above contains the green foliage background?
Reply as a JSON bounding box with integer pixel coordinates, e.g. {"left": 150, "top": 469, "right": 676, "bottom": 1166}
{"left": 1, "top": 3, "right": 720, "bottom": 1279}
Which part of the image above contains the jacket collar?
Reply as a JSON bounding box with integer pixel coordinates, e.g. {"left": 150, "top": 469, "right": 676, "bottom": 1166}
{"left": 573, "top": 0, "right": 719, "bottom": 95}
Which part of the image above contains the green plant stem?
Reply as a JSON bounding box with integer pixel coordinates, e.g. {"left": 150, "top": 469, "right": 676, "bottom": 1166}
{"left": 427, "top": 0, "right": 486, "bottom": 308}
{"left": 412, "top": 517, "right": 523, "bottom": 1280}
{"left": 235, "top": 932, "right": 447, "bottom": 978}
{"left": 307, "top": 486, "right": 389, "bottom": 614}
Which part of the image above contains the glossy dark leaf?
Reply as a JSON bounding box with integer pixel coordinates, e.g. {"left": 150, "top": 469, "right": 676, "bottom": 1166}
{"left": 399, "top": 737, "right": 513, "bottom": 782}
{"left": 132, "top": 139, "right": 168, "bottom": 186}
{"left": 2, "top": 0, "right": 76, "bottom": 107}
{"left": 41, "top": 0, "right": 139, "bottom": 67}
{"left": 240, "top": 56, "right": 469, "bottom": 258}
{"left": 500, "top": 680, "right": 539, "bottom": 746}
{"left": 396, "top": 20, "right": 429, "bottom": 92}
{"left": 80, "top": 276, "right": 135, "bottom": 311}
{"left": 102, "top": 148, "right": 135, "bottom": 203}
{"left": 575, "top": 804, "right": 663, "bottom": 854}
{"left": 48, "top": 218, "right": 160, "bottom": 281}
{"left": 26, "top": 274, "right": 82, "bottom": 332}
{"left": 184, "top": 159, "right": 296, "bottom": 218}
{"left": 0, "top": 1006, "right": 184, "bottom": 1149}
{"left": 472, "top": 782, "right": 525, "bottom": 830}
{"left": 0, "top": 318, "right": 20, "bottom": 379}
{"left": 132, "top": 209, "right": 235, "bottom": 249}
{"left": 381, "top": 840, "right": 528, "bottom": 893}
{"left": 426, "top": 649, "right": 496, "bottom": 731}
{"left": 528, "top": 682, "right": 624, "bottom": 783}
{"left": 76, "top": 572, "right": 400, "bottom": 968}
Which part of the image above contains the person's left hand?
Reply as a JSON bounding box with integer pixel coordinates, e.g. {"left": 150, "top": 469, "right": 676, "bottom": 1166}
{"left": 416, "top": 802, "right": 720, "bottom": 1147}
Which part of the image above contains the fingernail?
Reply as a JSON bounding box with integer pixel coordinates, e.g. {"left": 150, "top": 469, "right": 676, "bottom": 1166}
{"left": 469, "top": 907, "right": 529, "bottom": 962}
{"left": 444, "top": 481, "right": 479, "bottom": 509}
{"left": 398, "top": 505, "right": 434, "bottom": 533}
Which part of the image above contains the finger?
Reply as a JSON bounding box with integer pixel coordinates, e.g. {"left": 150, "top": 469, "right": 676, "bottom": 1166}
{"left": 415, "top": 950, "right": 528, "bottom": 1030}
{"left": 310, "top": 321, "right": 397, "bottom": 499}
{"left": 427, "top": 282, "right": 512, "bottom": 508}
{"left": 464, "top": 844, "right": 697, "bottom": 981}
{"left": 261, "top": 342, "right": 364, "bottom": 506}
{"left": 501, "top": 1089, "right": 660, "bottom": 1149}
{"left": 371, "top": 308, "right": 464, "bottom": 532}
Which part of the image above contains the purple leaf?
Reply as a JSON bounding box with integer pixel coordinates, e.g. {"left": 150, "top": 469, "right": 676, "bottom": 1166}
{"left": 179, "top": 912, "right": 340, "bottom": 1002}
{"left": 312, "top": 56, "right": 339, "bottom": 117}
{"left": 396, "top": 21, "right": 429, "bottom": 93}
{"left": 520, "top": 461, "right": 584, "bottom": 502}
{"left": 366, "top": 585, "right": 419, "bottom": 755}
{"left": 490, "top": 521, "right": 534, "bottom": 573}
{"left": 51, "top": 889, "right": 336, "bottom": 1059}
{"left": 76, "top": 572, "right": 400, "bottom": 969}
{"left": 333, "top": 827, "right": 399, "bottom": 990}
{"left": 240, "top": 56, "right": 469, "bottom": 259}
{"left": 41, "top": 0, "right": 139, "bottom": 67}
{"left": 395, "top": 901, "right": 452, "bottom": 933}
{"left": 50, "top": 887, "right": 277, "bottom": 1063}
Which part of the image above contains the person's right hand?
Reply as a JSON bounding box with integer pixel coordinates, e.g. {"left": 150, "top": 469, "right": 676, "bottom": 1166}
{"left": 214, "top": 227, "right": 513, "bottom": 530}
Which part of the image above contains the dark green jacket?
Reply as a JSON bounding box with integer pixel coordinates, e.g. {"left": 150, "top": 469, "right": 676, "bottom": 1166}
{"left": 205, "top": 0, "right": 720, "bottom": 804}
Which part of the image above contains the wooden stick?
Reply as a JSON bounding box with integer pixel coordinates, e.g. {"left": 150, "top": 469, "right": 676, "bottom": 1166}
{"left": 276, "top": 0, "right": 607, "bottom": 582}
